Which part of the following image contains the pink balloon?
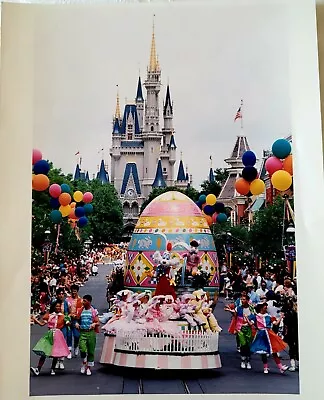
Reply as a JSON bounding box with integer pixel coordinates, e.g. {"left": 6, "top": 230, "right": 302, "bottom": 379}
{"left": 265, "top": 156, "right": 283, "bottom": 176}
{"left": 83, "top": 192, "right": 93, "bottom": 203}
{"left": 32, "top": 149, "right": 42, "bottom": 165}
{"left": 49, "top": 183, "right": 62, "bottom": 198}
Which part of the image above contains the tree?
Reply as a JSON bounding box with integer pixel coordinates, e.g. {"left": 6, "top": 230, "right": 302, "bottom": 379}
{"left": 249, "top": 196, "right": 286, "bottom": 259}
{"left": 90, "top": 183, "right": 123, "bottom": 245}
{"left": 200, "top": 180, "right": 223, "bottom": 198}
{"left": 214, "top": 168, "right": 229, "bottom": 186}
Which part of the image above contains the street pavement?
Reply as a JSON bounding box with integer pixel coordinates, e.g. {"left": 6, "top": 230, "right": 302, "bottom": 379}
{"left": 30, "top": 263, "right": 300, "bottom": 396}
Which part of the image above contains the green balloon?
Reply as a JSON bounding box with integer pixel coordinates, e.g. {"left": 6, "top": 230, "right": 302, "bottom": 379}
{"left": 50, "top": 210, "right": 62, "bottom": 224}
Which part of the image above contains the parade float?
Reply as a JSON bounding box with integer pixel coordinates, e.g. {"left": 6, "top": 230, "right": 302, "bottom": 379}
{"left": 100, "top": 191, "right": 222, "bottom": 370}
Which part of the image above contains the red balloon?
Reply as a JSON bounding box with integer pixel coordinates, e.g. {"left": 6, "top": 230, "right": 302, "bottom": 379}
{"left": 32, "top": 149, "right": 42, "bottom": 165}
{"left": 49, "top": 184, "right": 61, "bottom": 198}
{"left": 166, "top": 242, "right": 172, "bottom": 251}
{"left": 83, "top": 192, "right": 93, "bottom": 203}
{"left": 265, "top": 156, "right": 283, "bottom": 176}
{"left": 212, "top": 212, "right": 218, "bottom": 223}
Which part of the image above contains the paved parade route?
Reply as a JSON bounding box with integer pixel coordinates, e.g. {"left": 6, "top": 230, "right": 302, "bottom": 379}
{"left": 30, "top": 264, "right": 299, "bottom": 396}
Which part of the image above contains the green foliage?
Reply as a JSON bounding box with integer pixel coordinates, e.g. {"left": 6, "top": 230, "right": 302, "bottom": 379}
{"left": 200, "top": 180, "right": 222, "bottom": 198}
{"left": 214, "top": 168, "right": 229, "bottom": 186}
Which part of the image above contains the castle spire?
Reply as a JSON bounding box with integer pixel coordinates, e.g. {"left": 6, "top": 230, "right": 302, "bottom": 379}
{"left": 163, "top": 84, "right": 173, "bottom": 116}
{"left": 152, "top": 159, "right": 166, "bottom": 188}
{"left": 149, "top": 16, "right": 158, "bottom": 72}
{"left": 115, "top": 85, "right": 121, "bottom": 120}
{"left": 136, "top": 76, "right": 144, "bottom": 102}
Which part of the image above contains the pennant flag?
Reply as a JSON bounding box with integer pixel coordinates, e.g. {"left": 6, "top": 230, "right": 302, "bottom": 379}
{"left": 234, "top": 107, "right": 242, "bottom": 122}
{"left": 75, "top": 151, "right": 80, "bottom": 156}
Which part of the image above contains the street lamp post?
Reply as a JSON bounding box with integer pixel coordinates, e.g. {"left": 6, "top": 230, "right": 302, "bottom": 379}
{"left": 284, "top": 223, "right": 296, "bottom": 278}
{"left": 42, "top": 229, "right": 52, "bottom": 265}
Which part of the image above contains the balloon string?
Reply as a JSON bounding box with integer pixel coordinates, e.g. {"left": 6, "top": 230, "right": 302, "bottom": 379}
{"left": 54, "top": 224, "right": 61, "bottom": 254}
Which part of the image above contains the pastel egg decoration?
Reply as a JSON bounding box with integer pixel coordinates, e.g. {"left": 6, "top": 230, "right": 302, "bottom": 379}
{"left": 125, "top": 191, "right": 219, "bottom": 293}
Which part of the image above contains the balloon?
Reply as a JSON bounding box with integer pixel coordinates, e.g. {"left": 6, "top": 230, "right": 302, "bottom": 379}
{"left": 68, "top": 208, "right": 77, "bottom": 219}
{"left": 201, "top": 203, "right": 207, "bottom": 209}
{"left": 32, "top": 174, "right": 49, "bottom": 191}
{"left": 59, "top": 204, "right": 72, "bottom": 218}
{"left": 205, "top": 215, "right": 213, "bottom": 226}
{"left": 242, "top": 166, "right": 258, "bottom": 182}
{"left": 265, "top": 156, "right": 283, "bottom": 176}
{"left": 84, "top": 203, "right": 93, "bottom": 214}
{"left": 32, "top": 149, "right": 42, "bottom": 165}
{"left": 78, "top": 216, "right": 88, "bottom": 228}
{"left": 33, "top": 159, "right": 50, "bottom": 175}
{"left": 206, "top": 194, "right": 217, "bottom": 206}
{"left": 271, "top": 170, "right": 293, "bottom": 191}
{"left": 242, "top": 150, "right": 256, "bottom": 167}
{"left": 50, "top": 210, "right": 62, "bottom": 224}
{"left": 212, "top": 212, "right": 218, "bottom": 223}
{"left": 272, "top": 139, "right": 291, "bottom": 159}
{"left": 214, "top": 202, "right": 225, "bottom": 213}
{"left": 75, "top": 206, "right": 85, "bottom": 218}
{"left": 61, "top": 184, "right": 71, "bottom": 194}
{"left": 166, "top": 242, "right": 172, "bottom": 251}
{"left": 50, "top": 197, "right": 60, "bottom": 209}
{"left": 199, "top": 194, "right": 206, "bottom": 204}
{"left": 49, "top": 184, "right": 61, "bottom": 198}
{"left": 283, "top": 154, "right": 293, "bottom": 175}
{"left": 216, "top": 213, "right": 228, "bottom": 223}
{"left": 59, "top": 193, "right": 71, "bottom": 206}
{"left": 83, "top": 192, "right": 93, "bottom": 203}
{"left": 73, "top": 191, "right": 83, "bottom": 203}
{"left": 250, "top": 179, "right": 265, "bottom": 196}
{"left": 195, "top": 201, "right": 202, "bottom": 209}
{"left": 203, "top": 205, "right": 214, "bottom": 216}
{"left": 70, "top": 202, "right": 76, "bottom": 208}
{"left": 235, "top": 178, "right": 250, "bottom": 196}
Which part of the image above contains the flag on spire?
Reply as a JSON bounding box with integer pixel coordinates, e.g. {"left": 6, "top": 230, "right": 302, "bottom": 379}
{"left": 75, "top": 151, "right": 80, "bottom": 156}
{"left": 234, "top": 107, "right": 242, "bottom": 122}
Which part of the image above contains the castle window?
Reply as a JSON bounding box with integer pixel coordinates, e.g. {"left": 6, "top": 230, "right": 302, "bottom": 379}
{"left": 128, "top": 132, "right": 132, "bottom": 140}
{"left": 163, "top": 168, "right": 167, "bottom": 172}
{"left": 151, "top": 126, "right": 154, "bottom": 132}
{"left": 151, "top": 147, "right": 154, "bottom": 153}
{"left": 128, "top": 124, "right": 132, "bottom": 130}
{"left": 146, "top": 168, "right": 148, "bottom": 174}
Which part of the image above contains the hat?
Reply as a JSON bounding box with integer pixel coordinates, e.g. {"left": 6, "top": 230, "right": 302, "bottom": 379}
{"left": 190, "top": 239, "right": 200, "bottom": 248}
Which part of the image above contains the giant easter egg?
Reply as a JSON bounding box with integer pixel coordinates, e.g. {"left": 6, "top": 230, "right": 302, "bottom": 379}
{"left": 125, "top": 191, "right": 219, "bottom": 292}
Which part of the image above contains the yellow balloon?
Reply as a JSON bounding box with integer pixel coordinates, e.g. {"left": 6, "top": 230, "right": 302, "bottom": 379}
{"left": 250, "top": 179, "right": 265, "bottom": 196}
{"left": 59, "top": 204, "right": 72, "bottom": 217}
{"left": 271, "top": 170, "right": 292, "bottom": 192}
{"left": 73, "top": 191, "right": 83, "bottom": 203}
{"left": 206, "top": 193, "right": 217, "bottom": 206}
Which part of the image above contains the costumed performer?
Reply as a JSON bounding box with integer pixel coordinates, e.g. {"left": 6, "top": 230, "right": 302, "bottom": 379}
{"left": 282, "top": 298, "right": 299, "bottom": 371}
{"left": 248, "top": 302, "right": 288, "bottom": 374}
{"left": 183, "top": 239, "right": 201, "bottom": 276}
{"left": 189, "top": 289, "right": 213, "bottom": 332}
{"left": 30, "top": 300, "right": 70, "bottom": 376}
{"left": 225, "top": 293, "right": 255, "bottom": 370}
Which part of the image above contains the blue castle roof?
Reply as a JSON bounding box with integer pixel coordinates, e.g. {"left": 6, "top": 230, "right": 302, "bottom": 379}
{"left": 74, "top": 164, "right": 81, "bottom": 180}
{"left": 152, "top": 160, "right": 167, "bottom": 188}
{"left": 97, "top": 159, "right": 109, "bottom": 184}
{"left": 121, "top": 163, "right": 141, "bottom": 195}
{"left": 113, "top": 118, "right": 121, "bottom": 135}
{"left": 169, "top": 134, "right": 177, "bottom": 149}
{"left": 177, "top": 160, "right": 186, "bottom": 181}
{"left": 120, "top": 104, "right": 140, "bottom": 135}
{"left": 209, "top": 167, "right": 215, "bottom": 183}
{"left": 136, "top": 77, "right": 144, "bottom": 102}
{"left": 163, "top": 85, "right": 173, "bottom": 116}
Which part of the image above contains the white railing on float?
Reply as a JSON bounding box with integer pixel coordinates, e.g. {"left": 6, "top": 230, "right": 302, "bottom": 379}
{"left": 114, "top": 328, "right": 219, "bottom": 354}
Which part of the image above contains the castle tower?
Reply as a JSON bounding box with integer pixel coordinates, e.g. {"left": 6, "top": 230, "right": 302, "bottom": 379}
{"left": 152, "top": 159, "right": 167, "bottom": 188}
{"left": 110, "top": 87, "right": 122, "bottom": 185}
{"left": 97, "top": 159, "right": 109, "bottom": 184}
{"left": 175, "top": 153, "right": 187, "bottom": 189}
{"left": 161, "top": 84, "right": 176, "bottom": 186}
{"left": 209, "top": 156, "right": 215, "bottom": 183}
{"left": 218, "top": 135, "right": 251, "bottom": 225}
{"left": 135, "top": 76, "right": 144, "bottom": 131}
{"left": 142, "top": 20, "right": 163, "bottom": 197}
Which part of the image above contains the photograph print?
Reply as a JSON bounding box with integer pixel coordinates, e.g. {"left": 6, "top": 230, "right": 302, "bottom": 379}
{"left": 30, "top": 1, "right": 299, "bottom": 396}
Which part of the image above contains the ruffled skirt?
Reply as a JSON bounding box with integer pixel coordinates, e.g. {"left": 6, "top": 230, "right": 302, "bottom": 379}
{"left": 33, "top": 329, "right": 70, "bottom": 358}
{"left": 250, "top": 329, "right": 287, "bottom": 355}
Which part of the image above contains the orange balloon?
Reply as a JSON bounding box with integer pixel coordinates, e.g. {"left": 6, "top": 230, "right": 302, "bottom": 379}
{"left": 59, "top": 193, "right": 71, "bottom": 206}
{"left": 32, "top": 174, "right": 49, "bottom": 191}
{"left": 205, "top": 215, "right": 213, "bottom": 226}
{"left": 235, "top": 178, "right": 250, "bottom": 196}
{"left": 283, "top": 154, "right": 293, "bottom": 176}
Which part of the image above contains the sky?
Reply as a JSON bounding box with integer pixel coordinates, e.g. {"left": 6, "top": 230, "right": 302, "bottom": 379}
{"left": 31, "top": 2, "right": 292, "bottom": 188}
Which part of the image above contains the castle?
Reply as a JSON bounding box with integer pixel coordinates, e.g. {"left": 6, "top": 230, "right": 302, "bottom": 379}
{"left": 74, "top": 24, "right": 191, "bottom": 233}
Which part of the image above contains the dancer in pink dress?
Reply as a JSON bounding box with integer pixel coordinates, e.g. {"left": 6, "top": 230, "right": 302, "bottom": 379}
{"left": 31, "top": 301, "right": 70, "bottom": 376}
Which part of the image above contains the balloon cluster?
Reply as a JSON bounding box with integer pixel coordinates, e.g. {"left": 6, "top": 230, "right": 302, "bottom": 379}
{"left": 32, "top": 149, "right": 51, "bottom": 191}
{"left": 49, "top": 184, "right": 94, "bottom": 228}
{"left": 196, "top": 193, "right": 228, "bottom": 226}
{"left": 265, "top": 139, "right": 293, "bottom": 192}
{"left": 235, "top": 150, "right": 265, "bottom": 196}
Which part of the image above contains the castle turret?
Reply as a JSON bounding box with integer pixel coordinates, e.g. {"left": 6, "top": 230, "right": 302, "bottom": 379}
{"left": 97, "top": 159, "right": 109, "bottom": 184}
{"left": 135, "top": 76, "right": 144, "bottom": 131}
{"left": 110, "top": 87, "right": 122, "bottom": 184}
{"left": 74, "top": 164, "right": 81, "bottom": 181}
{"left": 175, "top": 156, "right": 187, "bottom": 189}
{"left": 152, "top": 159, "right": 166, "bottom": 188}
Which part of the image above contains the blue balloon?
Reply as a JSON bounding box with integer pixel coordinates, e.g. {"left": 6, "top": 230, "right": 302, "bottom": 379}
{"left": 75, "top": 206, "right": 85, "bottom": 218}
{"left": 242, "top": 151, "right": 256, "bottom": 167}
{"left": 33, "top": 159, "right": 50, "bottom": 175}
{"left": 50, "top": 197, "right": 60, "bottom": 209}
{"left": 84, "top": 204, "right": 93, "bottom": 214}
{"left": 61, "top": 183, "right": 71, "bottom": 193}
{"left": 195, "top": 201, "right": 202, "bottom": 210}
{"left": 78, "top": 216, "right": 88, "bottom": 228}
{"left": 216, "top": 213, "right": 227, "bottom": 223}
{"left": 199, "top": 194, "right": 206, "bottom": 204}
{"left": 50, "top": 210, "right": 62, "bottom": 224}
{"left": 214, "top": 202, "right": 225, "bottom": 213}
{"left": 272, "top": 139, "right": 291, "bottom": 159}
{"left": 203, "top": 205, "right": 214, "bottom": 216}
